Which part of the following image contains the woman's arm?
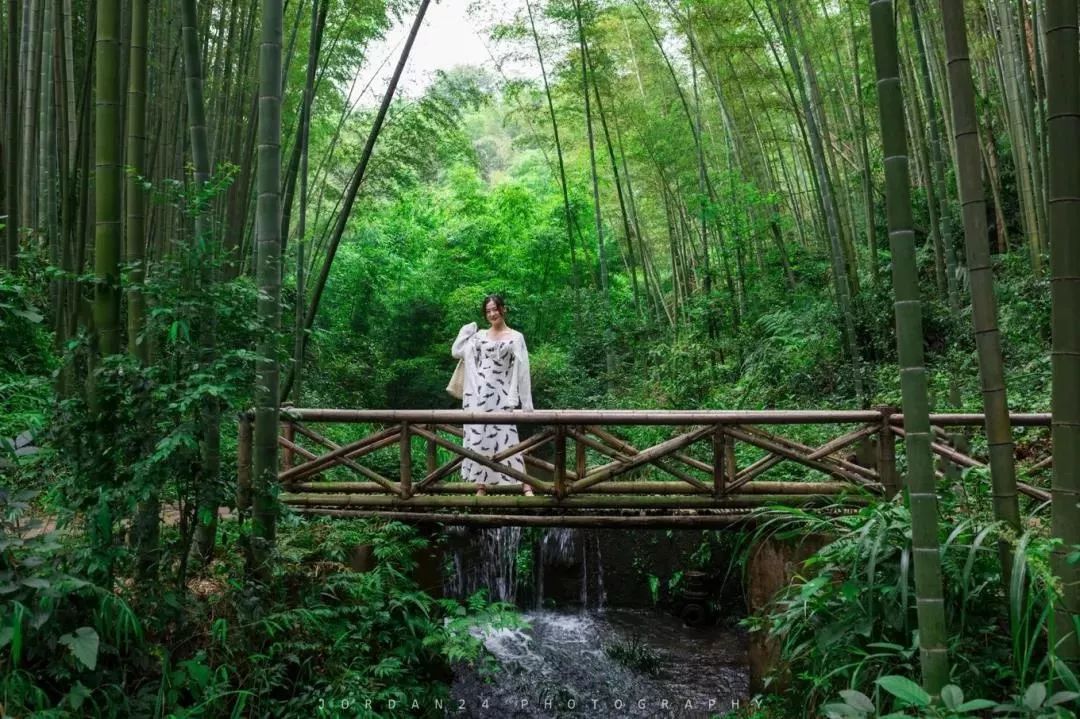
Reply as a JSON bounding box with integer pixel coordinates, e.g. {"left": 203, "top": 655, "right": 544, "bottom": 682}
{"left": 452, "top": 322, "right": 478, "bottom": 359}
{"left": 513, "top": 333, "right": 533, "bottom": 411}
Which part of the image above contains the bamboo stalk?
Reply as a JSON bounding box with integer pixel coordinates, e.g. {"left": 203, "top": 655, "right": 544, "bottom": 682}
{"left": 713, "top": 429, "right": 725, "bottom": 495}
{"left": 285, "top": 408, "right": 886, "bottom": 425}
{"left": 400, "top": 423, "right": 412, "bottom": 498}
{"left": 290, "top": 508, "right": 763, "bottom": 528}
{"left": 554, "top": 426, "right": 567, "bottom": 498}
{"left": 279, "top": 493, "right": 871, "bottom": 509}
{"left": 288, "top": 480, "right": 862, "bottom": 495}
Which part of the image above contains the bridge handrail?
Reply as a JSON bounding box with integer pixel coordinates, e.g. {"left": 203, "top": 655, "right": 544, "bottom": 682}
{"left": 272, "top": 408, "right": 1052, "bottom": 427}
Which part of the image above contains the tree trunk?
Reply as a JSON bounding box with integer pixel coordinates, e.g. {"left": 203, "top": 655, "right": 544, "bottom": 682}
{"left": 5, "top": 0, "right": 19, "bottom": 269}
{"left": 126, "top": 0, "right": 158, "bottom": 579}
{"left": 1045, "top": 0, "right": 1080, "bottom": 665}
{"left": 939, "top": 0, "right": 1020, "bottom": 586}
{"left": 869, "top": 0, "right": 950, "bottom": 694}
{"left": 92, "top": 0, "right": 121, "bottom": 361}
{"left": 252, "top": 0, "right": 285, "bottom": 578}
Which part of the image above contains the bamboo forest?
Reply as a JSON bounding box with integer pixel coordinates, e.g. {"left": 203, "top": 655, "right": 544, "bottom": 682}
{"left": 3, "top": 0, "right": 1080, "bottom": 715}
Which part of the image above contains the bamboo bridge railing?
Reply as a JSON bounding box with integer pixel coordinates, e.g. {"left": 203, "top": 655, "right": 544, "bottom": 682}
{"left": 236, "top": 408, "right": 1053, "bottom": 527}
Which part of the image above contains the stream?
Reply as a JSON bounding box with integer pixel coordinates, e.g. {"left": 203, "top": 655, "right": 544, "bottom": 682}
{"left": 445, "top": 528, "right": 750, "bottom": 718}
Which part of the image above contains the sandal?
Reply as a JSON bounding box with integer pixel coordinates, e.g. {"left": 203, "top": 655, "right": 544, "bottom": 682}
{"left": 475, "top": 485, "right": 488, "bottom": 497}
{"left": 522, "top": 485, "right": 535, "bottom": 497}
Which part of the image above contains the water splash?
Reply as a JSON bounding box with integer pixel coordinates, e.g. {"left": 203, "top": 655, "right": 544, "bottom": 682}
{"left": 451, "top": 609, "right": 748, "bottom": 717}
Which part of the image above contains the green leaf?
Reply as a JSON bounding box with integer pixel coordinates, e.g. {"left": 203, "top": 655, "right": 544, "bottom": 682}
{"left": 0, "top": 626, "right": 12, "bottom": 648}
{"left": 12, "top": 309, "right": 43, "bottom": 323}
{"left": 1023, "top": 682, "right": 1047, "bottom": 710}
{"left": 182, "top": 659, "right": 212, "bottom": 688}
{"left": 940, "top": 684, "right": 963, "bottom": 711}
{"left": 955, "top": 699, "right": 996, "bottom": 712}
{"left": 59, "top": 627, "right": 99, "bottom": 670}
{"left": 1045, "top": 691, "right": 1080, "bottom": 707}
{"left": 840, "top": 689, "right": 875, "bottom": 712}
{"left": 875, "top": 675, "right": 930, "bottom": 707}
{"left": 67, "top": 681, "right": 92, "bottom": 710}
{"left": 20, "top": 577, "right": 50, "bottom": 590}
{"left": 821, "top": 703, "right": 864, "bottom": 718}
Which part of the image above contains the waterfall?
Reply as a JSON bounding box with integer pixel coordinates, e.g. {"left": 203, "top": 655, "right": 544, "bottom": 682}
{"left": 445, "top": 526, "right": 523, "bottom": 604}
{"left": 535, "top": 527, "right": 576, "bottom": 608}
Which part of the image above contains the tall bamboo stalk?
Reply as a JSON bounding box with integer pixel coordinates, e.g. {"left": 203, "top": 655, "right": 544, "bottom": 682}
{"left": 92, "top": 0, "right": 122, "bottom": 360}
{"left": 869, "top": 0, "right": 950, "bottom": 694}
{"left": 252, "top": 0, "right": 284, "bottom": 574}
{"left": 126, "top": 0, "right": 158, "bottom": 577}
{"left": 4, "top": 0, "right": 19, "bottom": 269}
{"left": 1045, "top": 0, "right": 1080, "bottom": 665}
{"left": 19, "top": 0, "right": 42, "bottom": 231}
{"left": 938, "top": 0, "right": 1020, "bottom": 582}
{"left": 181, "top": 0, "right": 222, "bottom": 563}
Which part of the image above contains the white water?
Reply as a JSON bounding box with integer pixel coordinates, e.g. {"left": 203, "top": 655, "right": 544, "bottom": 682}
{"left": 450, "top": 609, "right": 748, "bottom": 718}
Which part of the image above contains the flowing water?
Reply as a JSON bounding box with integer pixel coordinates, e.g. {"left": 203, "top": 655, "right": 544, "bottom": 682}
{"left": 448, "top": 609, "right": 748, "bottom": 718}
{"left": 444, "top": 528, "right": 749, "bottom": 718}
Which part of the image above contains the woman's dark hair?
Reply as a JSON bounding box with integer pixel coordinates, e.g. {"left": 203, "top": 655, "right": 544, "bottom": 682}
{"left": 481, "top": 294, "right": 507, "bottom": 317}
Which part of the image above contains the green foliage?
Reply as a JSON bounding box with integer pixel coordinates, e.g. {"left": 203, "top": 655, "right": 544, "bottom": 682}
{"left": 823, "top": 677, "right": 1077, "bottom": 718}
{"left": 744, "top": 501, "right": 1078, "bottom": 716}
{"left": 0, "top": 490, "right": 145, "bottom": 716}
{"left": 190, "top": 518, "right": 516, "bottom": 718}
{"left": 0, "top": 268, "right": 54, "bottom": 443}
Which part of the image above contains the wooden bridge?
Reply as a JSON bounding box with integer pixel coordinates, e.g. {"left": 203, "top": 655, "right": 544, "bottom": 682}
{"left": 237, "top": 408, "right": 1053, "bottom": 527}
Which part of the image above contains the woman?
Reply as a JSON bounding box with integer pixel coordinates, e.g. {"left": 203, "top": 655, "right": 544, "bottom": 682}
{"left": 451, "top": 294, "right": 534, "bottom": 496}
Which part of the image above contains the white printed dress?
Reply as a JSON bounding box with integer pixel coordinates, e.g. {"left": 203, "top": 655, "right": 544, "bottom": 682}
{"left": 452, "top": 324, "right": 533, "bottom": 486}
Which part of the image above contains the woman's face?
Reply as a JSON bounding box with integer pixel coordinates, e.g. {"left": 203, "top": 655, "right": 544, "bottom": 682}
{"left": 485, "top": 300, "right": 504, "bottom": 325}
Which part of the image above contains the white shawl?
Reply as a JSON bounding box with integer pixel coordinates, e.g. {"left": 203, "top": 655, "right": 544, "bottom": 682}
{"left": 451, "top": 322, "right": 533, "bottom": 410}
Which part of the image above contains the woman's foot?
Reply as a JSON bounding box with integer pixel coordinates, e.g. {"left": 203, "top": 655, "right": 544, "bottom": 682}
{"left": 522, "top": 485, "right": 534, "bottom": 497}
{"left": 476, "top": 485, "right": 488, "bottom": 497}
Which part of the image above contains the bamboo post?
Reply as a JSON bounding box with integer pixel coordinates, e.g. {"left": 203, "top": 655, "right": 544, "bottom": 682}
{"left": 400, "top": 422, "right": 413, "bottom": 498}
{"left": 713, "top": 427, "right": 725, "bottom": 496}
{"left": 724, "top": 430, "right": 737, "bottom": 487}
{"left": 876, "top": 405, "right": 900, "bottom": 497}
{"left": 576, "top": 426, "right": 587, "bottom": 481}
{"left": 425, "top": 425, "right": 437, "bottom": 475}
{"left": 555, "top": 425, "right": 567, "bottom": 498}
{"left": 237, "top": 413, "right": 253, "bottom": 514}
{"left": 282, "top": 420, "right": 295, "bottom": 471}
